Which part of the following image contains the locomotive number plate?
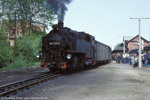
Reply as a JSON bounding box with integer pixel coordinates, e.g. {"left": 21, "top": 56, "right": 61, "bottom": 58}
{"left": 49, "top": 42, "right": 60, "bottom": 45}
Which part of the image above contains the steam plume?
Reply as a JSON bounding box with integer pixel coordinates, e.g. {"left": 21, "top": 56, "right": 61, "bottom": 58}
{"left": 46, "top": 0, "right": 72, "bottom": 22}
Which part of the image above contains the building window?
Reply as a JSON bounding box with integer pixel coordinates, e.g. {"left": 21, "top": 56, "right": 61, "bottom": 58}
{"left": 133, "top": 44, "right": 136, "bottom": 49}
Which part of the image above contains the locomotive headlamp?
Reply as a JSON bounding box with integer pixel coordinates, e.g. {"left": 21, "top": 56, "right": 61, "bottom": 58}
{"left": 36, "top": 54, "right": 40, "bottom": 58}
{"left": 67, "top": 54, "right": 72, "bottom": 59}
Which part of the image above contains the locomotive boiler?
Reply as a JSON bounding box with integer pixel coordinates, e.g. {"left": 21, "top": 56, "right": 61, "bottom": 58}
{"left": 38, "top": 22, "right": 111, "bottom": 71}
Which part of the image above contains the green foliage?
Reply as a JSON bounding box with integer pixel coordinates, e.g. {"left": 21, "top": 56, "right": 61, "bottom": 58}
{"left": 0, "top": 0, "right": 55, "bottom": 71}
{"left": 0, "top": 31, "right": 46, "bottom": 71}
{"left": 0, "top": 0, "right": 55, "bottom": 35}
{"left": 16, "top": 33, "right": 45, "bottom": 64}
{"left": 4, "top": 57, "right": 28, "bottom": 70}
{"left": 0, "top": 32, "right": 13, "bottom": 67}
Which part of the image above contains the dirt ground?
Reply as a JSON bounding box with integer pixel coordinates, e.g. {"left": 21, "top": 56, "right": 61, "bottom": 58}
{"left": 11, "top": 61, "right": 150, "bottom": 100}
{"left": 0, "top": 66, "right": 49, "bottom": 86}
{"left": 2, "top": 62, "right": 150, "bottom": 100}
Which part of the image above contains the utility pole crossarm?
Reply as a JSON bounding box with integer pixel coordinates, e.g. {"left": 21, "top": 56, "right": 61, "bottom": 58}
{"left": 130, "top": 17, "right": 150, "bottom": 19}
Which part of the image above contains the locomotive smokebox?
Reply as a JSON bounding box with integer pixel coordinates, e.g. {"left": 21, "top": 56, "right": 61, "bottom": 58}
{"left": 58, "top": 22, "right": 64, "bottom": 30}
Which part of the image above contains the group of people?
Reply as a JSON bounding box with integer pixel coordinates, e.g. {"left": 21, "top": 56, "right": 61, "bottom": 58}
{"left": 115, "top": 52, "right": 150, "bottom": 68}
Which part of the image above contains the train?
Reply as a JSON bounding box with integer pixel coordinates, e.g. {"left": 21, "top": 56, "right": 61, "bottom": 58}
{"left": 37, "top": 22, "right": 112, "bottom": 71}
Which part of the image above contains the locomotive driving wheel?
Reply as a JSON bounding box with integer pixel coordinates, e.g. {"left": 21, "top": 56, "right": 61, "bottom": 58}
{"left": 72, "top": 57, "right": 78, "bottom": 69}
{"left": 73, "top": 57, "right": 84, "bottom": 71}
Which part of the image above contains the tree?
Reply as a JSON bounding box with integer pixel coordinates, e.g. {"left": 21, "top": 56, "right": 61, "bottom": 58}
{"left": 0, "top": 0, "right": 55, "bottom": 35}
{"left": 16, "top": 33, "right": 46, "bottom": 66}
{"left": 0, "top": 0, "right": 55, "bottom": 69}
{"left": 0, "top": 32, "right": 13, "bottom": 67}
{"left": 16, "top": 0, "right": 55, "bottom": 35}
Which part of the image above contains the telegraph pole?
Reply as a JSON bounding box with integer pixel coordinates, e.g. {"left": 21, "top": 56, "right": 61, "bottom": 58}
{"left": 119, "top": 36, "right": 132, "bottom": 55}
{"left": 130, "top": 17, "right": 150, "bottom": 68}
{"left": 123, "top": 36, "right": 125, "bottom": 55}
{"left": 118, "top": 36, "right": 126, "bottom": 55}
{"left": 14, "top": 11, "right": 17, "bottom": 61}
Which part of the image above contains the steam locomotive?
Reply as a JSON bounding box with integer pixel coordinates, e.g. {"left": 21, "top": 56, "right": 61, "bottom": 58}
{"left": 38, "top": 22, "right": 111, "bottom": 71}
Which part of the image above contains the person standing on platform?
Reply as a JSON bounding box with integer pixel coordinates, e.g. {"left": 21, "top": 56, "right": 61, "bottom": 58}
{"left": 142, "top": 54, "right": 145, "bottom": 67}
{"left": 148, "top": 53, "right": 150, "bottom": 67}
{"left": 134, "top": 55, "right": 138, "bottom": 68}
{"left": 117, "top": 55, "right": 121, "bottom": 64}
{"left": 129, "top": 55, "right": 132, "bottom": 65}
{"left": 131, "top": 55, "right": 135, "bottom": 65}
{"left": 144, "top": 53, "right": 149, "bottom": 67}
{"left": 122, "top": 54, "right": 125, "bottom": 63}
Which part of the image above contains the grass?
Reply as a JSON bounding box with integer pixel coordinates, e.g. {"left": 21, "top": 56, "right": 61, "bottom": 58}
{"left": 0, "top": 62, "right": 40, "bottom": 72}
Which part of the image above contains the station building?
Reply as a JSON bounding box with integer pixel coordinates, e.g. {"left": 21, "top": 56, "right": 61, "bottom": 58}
{"left": 112, "top": 35, "right": 149, "bottom": 57}
{"left": 126, "top": 35, "right": 149, "bottom": 53}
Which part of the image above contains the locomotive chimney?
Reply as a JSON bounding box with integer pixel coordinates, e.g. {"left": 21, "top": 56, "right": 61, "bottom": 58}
{"left": 58, "top": 22, "right": 64, "bottom": 30}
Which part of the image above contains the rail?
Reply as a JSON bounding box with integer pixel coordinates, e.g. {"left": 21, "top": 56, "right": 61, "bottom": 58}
{"left": 0, "top": 72, "right": 61, "bottom": 97}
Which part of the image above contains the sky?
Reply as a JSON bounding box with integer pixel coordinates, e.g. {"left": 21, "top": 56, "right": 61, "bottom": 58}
{"left": 51, "top": 0, "right": 150, "bottom": 50}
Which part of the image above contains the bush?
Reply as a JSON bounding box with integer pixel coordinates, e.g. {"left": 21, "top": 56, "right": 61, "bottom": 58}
{"left": 0, "top": 32, "right": 46, "bottom": 71}
{"left": 2, "top": 57, "right": 28, "bottom": 71}
{"left": 15, "top": 33, "right": 46, "bottom": 66}
{"left": 17, "top": 33, "right": 45, "bottom": 61}
{"left": 0, "top": 32, "right": 13, "bottom": 67}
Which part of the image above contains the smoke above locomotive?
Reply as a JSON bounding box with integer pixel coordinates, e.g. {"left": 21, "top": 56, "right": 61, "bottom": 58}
{"left": 46, "top": 0, "right": 72, "bottom": 22}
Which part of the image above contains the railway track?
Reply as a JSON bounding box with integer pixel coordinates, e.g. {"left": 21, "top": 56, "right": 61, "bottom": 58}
{"left": 0, "top": 72, "right": 61, "bottom": 97}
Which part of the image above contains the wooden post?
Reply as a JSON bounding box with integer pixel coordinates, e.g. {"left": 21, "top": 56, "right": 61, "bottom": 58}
{"left": 14, "top": 11, "right": 17, "bottom": 61}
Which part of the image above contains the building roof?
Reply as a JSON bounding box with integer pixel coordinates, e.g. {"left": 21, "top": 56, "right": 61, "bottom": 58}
{"left": 113, "top": 35, "right": 149, "bottom": 53}
{"left": 124, "top": 36, "right": 134, "bottom": 41}
{"left": 127, "top": 35, "right": 149, "bottom": 43}
{"left": 112, "top": 47, "right": 126, "bottom": 53}
{"left": 129, "top": 48, "right": 138, "bottom": 54}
